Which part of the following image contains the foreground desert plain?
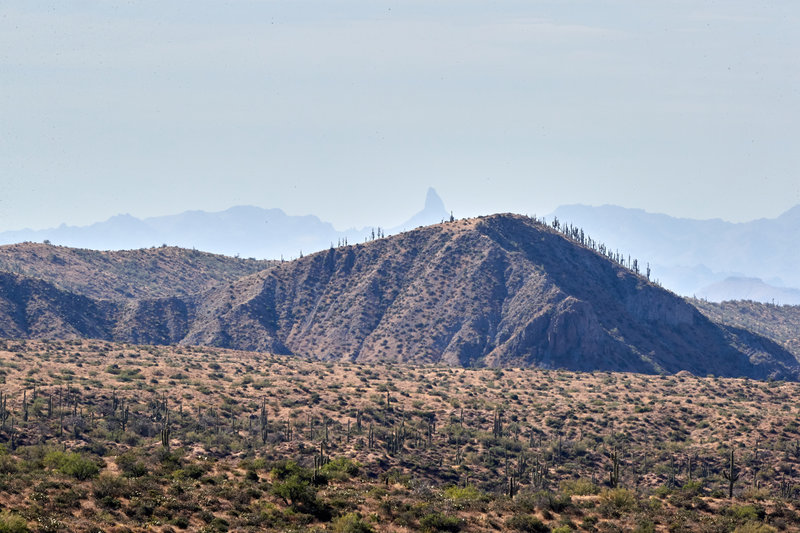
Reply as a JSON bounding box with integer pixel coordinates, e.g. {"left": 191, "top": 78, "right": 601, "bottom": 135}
{"left": 0, "top": 339, "right": 797, "bottom": 532}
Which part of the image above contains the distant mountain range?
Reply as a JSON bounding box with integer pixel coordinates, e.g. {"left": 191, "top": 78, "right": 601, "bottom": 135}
{"left": 696, "top": 277, "right": 800, "bottom": 306}
{"left": 2, "top": 191, "right": 799, "bottom": 305}
{"left": 548, "top": 204, "right": 800, "bottom": 302}
{"left": 0, "top": 188, "right": 450, "bottom": 261}
{"left": 0, "top": 214, "right": 796, "bottom": 379}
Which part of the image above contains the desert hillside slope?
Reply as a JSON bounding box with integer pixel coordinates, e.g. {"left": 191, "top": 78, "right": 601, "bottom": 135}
{"left": 183, "top": 214, "right": 798, "bottom": 378}
{"left": 0, "top": 243, "right": 271, "bottom": 300}
{"left": 0, "top": 215, "right": 796, "bottom": 379}
{"left": 692, "top": 298, "right": 800, "bottom": 359}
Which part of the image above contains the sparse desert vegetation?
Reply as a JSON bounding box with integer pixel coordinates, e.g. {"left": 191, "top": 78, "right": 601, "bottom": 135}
{"left": 0, "top": 339, "right": 799, "bottom": 531}
{"left": 693, "top": 299, "right": 800, "bottom": 360}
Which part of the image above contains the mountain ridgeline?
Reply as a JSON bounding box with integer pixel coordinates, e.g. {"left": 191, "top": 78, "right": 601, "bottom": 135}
{"left": 0, "top": 214, "right": 796, "bottom": 379}
{"left": 0, "top": 188, "right": 450, "bottom": 260}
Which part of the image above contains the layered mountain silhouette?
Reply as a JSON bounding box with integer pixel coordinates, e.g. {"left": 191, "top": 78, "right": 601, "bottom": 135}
{"left": 697, "top": 277, "right": 800, "bottom": 306}
{"left": 0, "top": 188, "right": 450, "bottom": 261}
{"left": 0, "top": 214, "right": 796, "bottom": 379}
{"left": 6, "top": 194, "right": 799, "bottom": 306}
{"left": 548, "top": 204, "right": 800, "bottom": 301}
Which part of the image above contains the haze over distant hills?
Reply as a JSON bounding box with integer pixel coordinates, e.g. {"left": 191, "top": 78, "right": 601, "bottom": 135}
{"left": 549, "top": 204, "right": 800, "bottom": 302}
{"left": 696, "top": 277, "right": 800, "bottom": 307}
{"left": 0, "top": 188, "right": 450, "bottom": 261}
{"left": 3, "top": 189, "right": 799, "bottom": 305}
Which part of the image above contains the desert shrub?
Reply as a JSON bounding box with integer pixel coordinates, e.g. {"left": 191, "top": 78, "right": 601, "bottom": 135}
{"left": 116, "top": 451, "right": 148, "bottom": 477}
{"left": 0, "top": 454, "right": 18, "bottom": 475}
{"left": 733, "top": 523, "right": 776, "bottom": 533}
{"left": 633, "top": 520, "right": 656, "bottom": 533}
{"left": 515, "top": 491, "right": 572, "bottom": 513}
{"left": 271, "top": 475, "right": 316, "bottom": 509}
{"left": 171, "top": 516, "right": 190, "bottom": 529}
{"left": 598, "top": 488, "right": 636, "bottom": 517}
{"left": 741, "top": 487, "right": 771, "bottom": 501}
{"left": 270, "top": 460, "right": 329, "bottom": 514}
{"left": 93, "top": 472, "right": 127, "bottom": 500}
{"left": 668, "top": 482, "right": 705, "bottom": 510}
{"left": 52, "top": 487, "right": 86, "bottom": 510}
{"left": 207, "top": 517, "right": 229, "bottom": 532}
{"left": 653, "top": 485, "right": 672, "bottom": 498}
{"left": 728, "top": 504, "right": 766, "bottom": 522}
{"left": 0, "top": 511, "right": 28, "bottom": 533}
{"left": 320, "top": 457, "right": 361, "bottom": 481}
{"left": 419, "top": 512, "right": 462, "bottom": 532}
{"left": 559, "top": 478, "right": 599, "bottom": 496}
{"left": 175, "top": 461, "right": 207, "bottom": 480}
{"left": 681, "top": 480, "right": 703, "bottom": 496}
{"left": 443, "top": 485, "right": 482, "bottom": 502}
{"left": 506, "top": 513, "right": 550, "bottom": 532}
{"left": 331, "top": 512, "right": 375, "bottom": 533}
{"left": 44, "top": 451, "right": 100, "bottom": 480}
{"left": 270, "top": 460, "right": 312, "bottom": 481}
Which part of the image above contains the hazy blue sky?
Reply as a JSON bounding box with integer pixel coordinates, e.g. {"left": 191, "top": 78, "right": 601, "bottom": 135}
{"left": 2, "top": 1, "right": 798, "bottom": 231}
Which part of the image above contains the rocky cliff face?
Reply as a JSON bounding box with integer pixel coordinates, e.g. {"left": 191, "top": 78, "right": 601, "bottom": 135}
{"left": 0, "top": 214, "right": 796, "bottom": 379}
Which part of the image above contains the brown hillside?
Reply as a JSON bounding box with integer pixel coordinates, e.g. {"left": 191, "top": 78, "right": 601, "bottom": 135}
{"left": 0, "top": 242, "right": 271, "bottom": 300}
{"left": 692, "top": 298, "right": 800, "bottom": 359}
{"left": 0, "top": 271, "right": 113, "bottom": 339}
{"left": 181, "top": 214, "right": 798, "bottom": 379}
{"left": 0, "top": 216, "right": 796, "bottom": 379}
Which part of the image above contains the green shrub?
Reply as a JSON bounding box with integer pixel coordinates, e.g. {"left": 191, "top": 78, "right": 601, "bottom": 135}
{"left": 93, "top": 472, "right": 127, "bottom": 499}
{"left": 0, "top": 454, "right": 17, "bottom": 475}
{"left": 116, "top": 451, "right": 148, "bottom": 478}
{"left": 633, "top": 521, "right": 655, "bottom": 533}
{"left": 44, "top": 451, "right": 100, "bottom": 480}
{"left": 729, "top": 504, "right": 766, "bottom": 522}
{"left": 62, "top": 454, "right": 100, "bottom": 480}
{"left": 320, "top": 457, "right": 361, "bottom": 481}
{"left": 270, "top": 460, "right": 312, "bottom": 481}
{"left": 0, "top": 511, "right": 28, "bottom": 533}
{"left": 175, "top": 461, "right": 206, "bottom": 480}
{"left": 171, "top": 516, "right": 190, "bottom": 529}
{"left": 443, "top": 485, "right": 482, "bottom": 502}
{"left": 598, "top": 488, "right": 636, "bottom": 518}
{"left": 506, "top": 513, "right": 550, "bottom": 532}
{"left": 559, "top": 478, "right": 599, "bottom": 496}
{"left": 331, "top": 512, "right": 375, "bottom": 533}
{"left": 419, "top": 512, "right": 461, "bottom": 532}
{"left": 208, "top": 517, "right": 229, "bottom": 532}
{"left": 733, "top": 523, "right": 776, "bottom": 533}
{"left": 515, "top": 491, "right": 571, "bottom": 513}
{"left": 271, "top": 475, "right": 316, "bottom": 508}
{"left": 741, "top": 487, "right": 770, "bottom": 501}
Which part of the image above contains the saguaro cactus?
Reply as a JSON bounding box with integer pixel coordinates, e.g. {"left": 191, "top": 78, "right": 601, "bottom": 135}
{"left": 722, "top": 449, "right": 740, "bottom": 499}
{"left": 609, "top": 446, "right": 621, "bottom": 488}
{"left": 161, "top": 412, "right": 171, "bottom": 449}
